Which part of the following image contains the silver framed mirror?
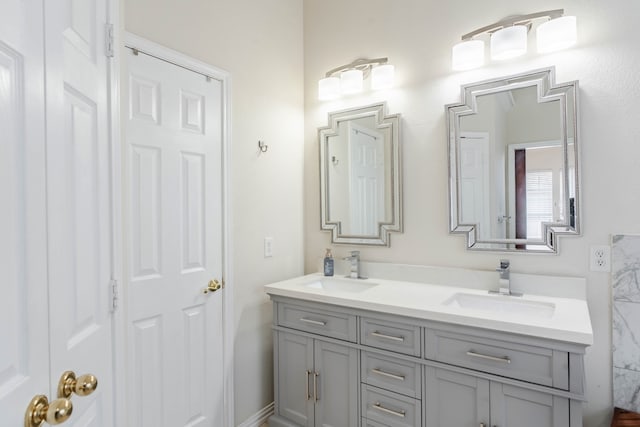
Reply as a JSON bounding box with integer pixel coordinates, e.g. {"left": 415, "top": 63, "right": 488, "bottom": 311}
{"left": 319, "top": 103, "right": 402, "bottom": 246}
{"left": 447, "top": 68, "right": 580, "bottom": 253}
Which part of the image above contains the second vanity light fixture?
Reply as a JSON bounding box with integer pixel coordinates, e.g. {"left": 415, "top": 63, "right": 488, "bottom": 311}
{"left": 318, "top": 57, "right": 394, "bottom": 100}
{"left": 452, "top": 9, "right": 577, "bottom": 71}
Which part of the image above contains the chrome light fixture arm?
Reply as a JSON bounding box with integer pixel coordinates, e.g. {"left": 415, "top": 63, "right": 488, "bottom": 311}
{"left": 460, "top": 9, "right": 565, "bottom": 41}
{"left": 324, "top": 57, "right": 389, "bottom": 78}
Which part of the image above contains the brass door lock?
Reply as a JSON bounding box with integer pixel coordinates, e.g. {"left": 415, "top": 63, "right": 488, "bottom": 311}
{"left": 24, "top": 395, "right": 73, "bottom": 427}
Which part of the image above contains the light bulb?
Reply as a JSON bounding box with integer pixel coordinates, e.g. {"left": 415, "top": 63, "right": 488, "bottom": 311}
{"left": 491, "top": 25, "right": 528, "bottom": 60}
{"left": 452, "top": 40, "right": 485, "bottom": 70}
{"left": 318, "top": 77, "right": 340, "bottom": 100}
{"left": 371, "top": 64, "right": 395, "bottom": 90}
{"left": 537, "top": 16, "right": 577, "bottom": 53}
{"left": 340, "top": 69, "right": 363, "bottom": 94}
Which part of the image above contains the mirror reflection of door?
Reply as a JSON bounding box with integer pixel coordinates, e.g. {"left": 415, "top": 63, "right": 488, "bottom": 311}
{"left": 348, "top": 122, "right": 385, "bottom": 236}
{"left": 459, "top": 132, "right": 491, "bottom": 240}
{"left": 508, "top": 142, "right": 568, "bottom": 244}
{"left": 448, "top": 69, "right": 579, "bottom": 251}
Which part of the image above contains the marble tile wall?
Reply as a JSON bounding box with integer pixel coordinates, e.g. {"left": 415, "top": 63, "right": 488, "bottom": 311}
{"left": 612, "top": 234, "right": 640, "bottom": 412}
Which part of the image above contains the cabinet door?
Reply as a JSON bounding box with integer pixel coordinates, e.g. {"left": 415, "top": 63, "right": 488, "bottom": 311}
{"left": 277, "top": 332, "right": 315, "bottom": 426}
{"left": 490, "top": 382, "right": 569, "bottom": 427}
{"left": 424, "top": 367, "right": 490, "bottom": 427}
{"left": 314, "top": 340, "right": 359, "bottom": 427}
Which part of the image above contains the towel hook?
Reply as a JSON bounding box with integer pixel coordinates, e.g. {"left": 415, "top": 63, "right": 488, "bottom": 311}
{"left": 258, "top": 140, "right": 268, "bottom": 153}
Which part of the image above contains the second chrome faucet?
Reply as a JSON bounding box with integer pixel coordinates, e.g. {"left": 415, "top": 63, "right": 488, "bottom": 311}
{"left": 489, "top": 259, "right": 522, "bottom": 297}
{"left": 344, "top": 250, "right": 365, "bottom": 279}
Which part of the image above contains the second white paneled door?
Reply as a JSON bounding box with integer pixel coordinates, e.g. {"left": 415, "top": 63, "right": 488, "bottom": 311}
{"left": 44, "top": 0, "right": 115, "bottom": 424}
{"left": 0, "top": 0, "right": 116, "bottom": 425}
{"left": 124, "top": 45, "right": 225, "bottom": 426}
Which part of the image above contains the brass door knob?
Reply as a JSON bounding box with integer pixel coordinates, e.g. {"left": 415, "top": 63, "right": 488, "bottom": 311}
{"left": 202, "top": 279, "right": 221, "bottom": 294}
{"left": 58, "top": 371, "right": 98, "bottom": 398}
{"left": 24, "top": 395, "right": 73, "bottom": 427}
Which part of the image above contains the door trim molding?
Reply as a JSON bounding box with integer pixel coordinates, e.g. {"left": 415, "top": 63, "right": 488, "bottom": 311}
{"left": 121, "top": 31, "right": 235, "bottom": 426}
{"left": 107, "top": 2, "right": 126, "bottom": 426}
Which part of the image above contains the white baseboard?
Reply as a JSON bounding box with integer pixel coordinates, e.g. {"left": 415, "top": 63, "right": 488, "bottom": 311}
{"left": 237, "top": 402, "right": 274, "bottom": 427}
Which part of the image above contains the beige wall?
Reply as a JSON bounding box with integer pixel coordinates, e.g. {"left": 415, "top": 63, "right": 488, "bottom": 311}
{"left": 122, "top": 0, "right": 640, "bottom": 424}
{"left": 124, "top": 0, "right": 304, "bottom": 423}
{"left": 304, "top": 1, "right": 640, "bottom": 426}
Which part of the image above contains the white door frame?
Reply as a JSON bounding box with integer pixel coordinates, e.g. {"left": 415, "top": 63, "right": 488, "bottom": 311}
{"left": 115, "top": 32, "right": 235, "bottom": 427}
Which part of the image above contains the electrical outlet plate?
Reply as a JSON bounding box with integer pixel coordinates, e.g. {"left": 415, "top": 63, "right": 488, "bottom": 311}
{"left": 590, "top": 245, "right": 611, "bottom": 272}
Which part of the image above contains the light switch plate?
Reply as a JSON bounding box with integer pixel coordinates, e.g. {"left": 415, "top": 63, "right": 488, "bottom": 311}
{"left": 264, "top": 237, "right": 273, "bottom": 258}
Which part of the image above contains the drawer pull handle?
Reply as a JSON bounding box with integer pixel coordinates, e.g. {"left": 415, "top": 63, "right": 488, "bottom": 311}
{"left": 299, "top": 318, "right": 327, "bottom": 326}
{"left": 373, "top": 402, "right": 406, "bottom": 418}
{"left": 466, "top": 350, "right": 511, "bottom": 364}
{"left": 371, "top": 368, "right": 406, "bottom": 381}
{"left": 371, "top": 331, "right": 405, "bottom": 342}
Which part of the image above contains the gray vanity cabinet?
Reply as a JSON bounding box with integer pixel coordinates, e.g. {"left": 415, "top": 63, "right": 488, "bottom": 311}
{"left": 271, "top": 300, "right": 359, "bottom": 427}
{"left": 268, "top": 295, "right": 586, "bottom": 427}
{"left": 424, "top": 367, "right": 569, "bottom": 427}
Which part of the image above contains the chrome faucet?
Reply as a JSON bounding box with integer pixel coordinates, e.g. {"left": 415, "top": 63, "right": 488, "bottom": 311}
{"left": 490, "top": 259, "right": 521, "bottom": 296}
{"left": 344, "top": 251, "right": 361, "bottom": 279}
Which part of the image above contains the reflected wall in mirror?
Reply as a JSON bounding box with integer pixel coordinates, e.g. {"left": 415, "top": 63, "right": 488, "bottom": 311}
{"left": 319, "top": 103, "right": 402, "bottom": 246}
{"left": 447, "top": 68, "right": 580, "bottom": 252}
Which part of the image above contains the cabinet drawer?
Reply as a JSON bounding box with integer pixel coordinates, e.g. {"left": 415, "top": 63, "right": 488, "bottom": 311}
{"left": 361, "top": 317, "right": 421, "bottom": 356}
{"left": 362, "top": 352, "right": 421, "bottom": 398}
{"left": 362, "top": 385, "right": 421, "bottom": 427}
{"left": 425, "top": 329, "right": 569, "bottom": 389}
{"left": 362, "top": 418, "right": 391, "bottom": 427}
{"left": 277, "top": 302, "right": 357, "bottom": 342}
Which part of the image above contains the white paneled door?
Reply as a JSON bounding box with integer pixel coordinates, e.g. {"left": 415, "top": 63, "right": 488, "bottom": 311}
{"left": 124, "top": 46, "right": 224, "bottom": 427}
{"left": 0, "top": 1, "right": 50, "bottom": 423}
{"left": 44, "top": 0, "right": 115, "bottom": 424}
{"left": 1, "top": 0, "right": 115, "bottom": 425}
{"left": 348, "top": 123, "right": 385, "bottom": 236}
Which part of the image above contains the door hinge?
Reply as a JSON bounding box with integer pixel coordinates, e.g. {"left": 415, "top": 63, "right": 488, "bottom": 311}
{"left": 105, "top": 23, "right": 114, "bottom": 58}
{"left": 110, "top": 279, "right": 119, "bottom": 312}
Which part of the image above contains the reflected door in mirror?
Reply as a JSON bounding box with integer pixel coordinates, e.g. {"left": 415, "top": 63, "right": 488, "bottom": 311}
{"left": 320, "top": 103, "right": 402, "bottom": 246}
{"left": 447, "top": 68, "right": 580, "bottom": 252}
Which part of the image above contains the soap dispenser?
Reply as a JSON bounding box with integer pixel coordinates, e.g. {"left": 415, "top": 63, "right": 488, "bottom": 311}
{"left": 323, "top": 249, "right": 334, "bottom": 276}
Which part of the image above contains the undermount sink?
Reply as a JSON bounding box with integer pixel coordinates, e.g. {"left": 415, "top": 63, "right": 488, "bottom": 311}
{"left": 443, "top": 292, "right": 556, "bottom": 319}
{"left": 305, "top": 278, "right": 378, "bottom": 293}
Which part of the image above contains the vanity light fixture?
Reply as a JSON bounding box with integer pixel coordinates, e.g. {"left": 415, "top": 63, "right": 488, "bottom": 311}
{"left": 452, "top": 9, "right": 577, "bottom": 71}
{"left": 318, "top": 57, "right": 394, "bottom": 100}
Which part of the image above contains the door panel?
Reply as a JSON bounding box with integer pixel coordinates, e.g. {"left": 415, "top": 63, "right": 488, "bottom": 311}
{"left": 0, "top": 1, "right": 49, "bottom": 424}
{"left": 45, "top": 0, "right": 114, "bottom": 424}
{"left": 314, "top": 340, "right": 359, "bottom": 427}
{"left": 125, "top": 48, "right": 224, "bottom": 427}
{"left": 490, "top": 382, "right": 569, "bottom": 427}
{"left": 424, "top": 367, "right": 490, "bottom": 427}
{"left": 276, "top": 332, "right": 314, "bottom": 426}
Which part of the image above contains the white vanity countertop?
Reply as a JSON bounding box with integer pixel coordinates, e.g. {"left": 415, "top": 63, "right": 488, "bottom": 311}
{"left": 264, "top": 273, "right": 593, "bottom": 346}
